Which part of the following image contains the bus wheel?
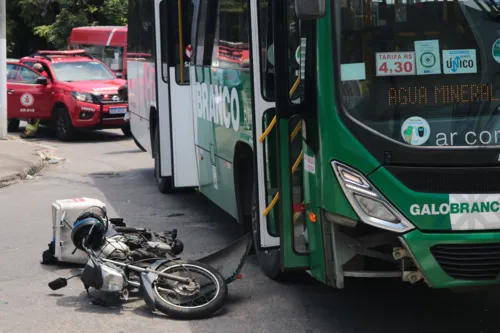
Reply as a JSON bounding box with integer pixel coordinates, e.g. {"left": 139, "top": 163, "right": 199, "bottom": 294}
{"left": 154, "top": 124, "right": 174, "bottom": 194}
{"left": 7, "top": 119, "right": 20, "bottom": 132}
{"left": 251, "top": 183, "right": 287, "bottom": 281}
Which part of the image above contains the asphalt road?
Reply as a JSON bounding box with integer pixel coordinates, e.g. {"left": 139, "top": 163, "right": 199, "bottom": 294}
{"left": 2, "top": 127, "right": 500, "bottom": 333}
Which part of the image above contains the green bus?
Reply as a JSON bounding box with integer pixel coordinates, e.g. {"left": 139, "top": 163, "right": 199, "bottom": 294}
{"left": 128, "top": 0, "right": 500, "bottom": 289}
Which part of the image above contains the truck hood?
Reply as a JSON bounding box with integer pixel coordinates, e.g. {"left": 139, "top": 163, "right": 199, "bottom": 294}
{"left": 63, "top": 80, "right": 126, "bottom": 94}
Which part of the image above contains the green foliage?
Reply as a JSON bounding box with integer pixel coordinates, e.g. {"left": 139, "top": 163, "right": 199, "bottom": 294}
{"left": 34, "top": 9, "right": 92, "bottom": 49}
{"left": 7, "top": 0, "right": 128, "bottom": 57}
{"left": 101, "top": 0, "right": 128, "bottom": 25}
{"left": 6, "top": 18, "right": 16, "bottom": 54}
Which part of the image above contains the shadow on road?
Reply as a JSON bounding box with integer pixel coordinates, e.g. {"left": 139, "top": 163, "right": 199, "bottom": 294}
{"left": 88, "top": 167, "right": 244, "bottom": 257}
{"left": 312, "top": 279, "right": 500, "bottom": 332}
{"left": 12, "top": 125, "right": 131, "bottom": 144}
{"left": 53, "top": 290, "right": 134, "bottom": 315}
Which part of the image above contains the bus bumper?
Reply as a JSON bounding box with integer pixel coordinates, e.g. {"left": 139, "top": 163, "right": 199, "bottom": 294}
{"left": 399, "top": 230, "right": 500, "bottom": 289}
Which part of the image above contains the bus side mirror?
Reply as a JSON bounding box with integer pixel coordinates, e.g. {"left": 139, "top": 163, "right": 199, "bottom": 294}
{"left": 295, "top": 0, "right": 326, "bottom": 20}
{"left": 115, "top": 72, "right": 123, "bottom": 78}
{"left": 118, "top": 84, "right": 128, "bottom": 101}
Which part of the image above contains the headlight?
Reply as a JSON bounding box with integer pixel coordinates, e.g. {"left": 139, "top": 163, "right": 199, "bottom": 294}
{"left": 100, "top": 265, "right": 125, "bottom": 292}
{"left": 72, "top": 91, "right": 96, "bottom": 103}
{"left": 331, "top": 161, "right": 414, "bottom": 233}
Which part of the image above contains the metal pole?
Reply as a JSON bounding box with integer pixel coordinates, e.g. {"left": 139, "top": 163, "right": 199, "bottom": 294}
{"left": 0, "top": 0, "right": 7, "bottom": 139}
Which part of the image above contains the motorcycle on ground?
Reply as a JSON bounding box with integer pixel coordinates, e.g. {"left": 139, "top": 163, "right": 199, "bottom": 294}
{"left": 48, "top": 212, "right": 228, "bottom": 319}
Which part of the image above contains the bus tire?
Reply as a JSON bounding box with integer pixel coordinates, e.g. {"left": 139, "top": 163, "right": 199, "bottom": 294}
{"left": 154, "top": 124, "right": 174, "bottom": 194}
{"left": 251, "top": 183, "right": 287, "bottom": 281}
{"left": 7, "top": 119, "right": 20, "bottom": 132}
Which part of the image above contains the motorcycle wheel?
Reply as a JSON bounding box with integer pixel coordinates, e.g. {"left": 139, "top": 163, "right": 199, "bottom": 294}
{"left": 152, "top": 260, "right": 228, "bottom": 319}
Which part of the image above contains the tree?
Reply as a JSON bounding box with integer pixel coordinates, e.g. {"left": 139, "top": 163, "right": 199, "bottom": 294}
{"left": 33, "top": 0, "right": 128, "bottom": 49}
{"left": 6, "top": 17, "right": 16, "bottom": 55}
{"left": 7, "top": 0, "right": 128, "bottom": 57}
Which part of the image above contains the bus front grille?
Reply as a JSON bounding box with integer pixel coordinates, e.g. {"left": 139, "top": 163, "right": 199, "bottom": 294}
{"left": 385, "top": 166, "right": 500, "bottom": 194}
{"left": 430, "top": 243, "right": 500, "bottom": 281}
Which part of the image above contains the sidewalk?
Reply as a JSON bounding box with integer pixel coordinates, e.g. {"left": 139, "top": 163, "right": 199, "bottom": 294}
{"left": 0, "top": 136, "right": 47, "bottom": 186}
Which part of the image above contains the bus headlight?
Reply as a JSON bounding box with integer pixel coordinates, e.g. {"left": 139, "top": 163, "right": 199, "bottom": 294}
{"left": 331, "top": 161, "right": 414, "bottom": 233}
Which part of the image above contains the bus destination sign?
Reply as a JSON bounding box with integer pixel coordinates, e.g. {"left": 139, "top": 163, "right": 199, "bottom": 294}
{"left": 388, "top": 83, "right": 500, "bottom": 106}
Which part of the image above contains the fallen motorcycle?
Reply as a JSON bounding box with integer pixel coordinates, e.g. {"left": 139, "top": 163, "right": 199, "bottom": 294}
{"left": 42, "top": 199, "right": 184, "bottom": 265}
{"left": 48, "top": 212, "right": 228, "bottom": 319}
{"left": 44, "top": 198, "right": 253, "bottom": 320}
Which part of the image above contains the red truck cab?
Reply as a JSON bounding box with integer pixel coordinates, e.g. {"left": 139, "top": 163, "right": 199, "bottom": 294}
{"left": 7, "top": 50, "right": 128, "bottom": 141}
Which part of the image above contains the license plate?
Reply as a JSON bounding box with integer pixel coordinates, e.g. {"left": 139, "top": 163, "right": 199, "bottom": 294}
{"left": 109, "top": 107, "right": 127, "bottom": 115}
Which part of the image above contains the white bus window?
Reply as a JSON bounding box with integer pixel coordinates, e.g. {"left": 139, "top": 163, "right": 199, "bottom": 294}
{"left": 193, "top": 0, "right": 218, "bottom": 67}
{"left": 159, "top": 0, "right": 169, "bottom": 82}
{"left": 211, "top": 0, "right": 250, "bottom": 70}
{"left": 173, "top": 0, "right": 194, "bottom": 84}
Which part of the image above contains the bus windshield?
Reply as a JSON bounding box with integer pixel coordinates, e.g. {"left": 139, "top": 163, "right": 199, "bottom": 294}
{"left": 51, "top": 61, "right": 116, "bottom": 82}
{"left": 339, "top": 0, "right": 500, "bottom": 148}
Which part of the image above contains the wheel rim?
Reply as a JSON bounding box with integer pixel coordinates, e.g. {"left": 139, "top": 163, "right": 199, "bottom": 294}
{"left": 57, "top": 113, "right": 66, "bottom": 136}
{"left": 153, "top": 263, "right": 221, "bottom": 310}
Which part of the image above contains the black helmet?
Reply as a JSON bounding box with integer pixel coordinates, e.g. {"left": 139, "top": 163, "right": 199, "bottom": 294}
{"left": 71, "top": 215, "right": 106, "bottom": 251}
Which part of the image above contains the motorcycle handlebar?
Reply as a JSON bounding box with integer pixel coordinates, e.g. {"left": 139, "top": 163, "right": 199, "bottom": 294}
{"left": 113, "top": 226, "right": 147, "bottom": 233}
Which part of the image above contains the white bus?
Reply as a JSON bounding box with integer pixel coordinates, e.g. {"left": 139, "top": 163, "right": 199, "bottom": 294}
{"left": 126, "top": 0, "right": 197, "bottom": 193}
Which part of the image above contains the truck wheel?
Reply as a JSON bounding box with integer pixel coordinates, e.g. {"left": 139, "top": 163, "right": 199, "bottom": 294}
{"left": 154, "top": 124, "right": 174, "bottom": 194}
{"left": 7, "top": 119, "right": 20, "bottom": 132}
{"left": 53, "top": 107, "right": 76, "bottom": 141}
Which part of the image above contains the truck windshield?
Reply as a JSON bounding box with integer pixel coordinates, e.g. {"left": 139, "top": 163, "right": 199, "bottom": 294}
{"left": 70, "top": 44, "right": 124, "bottom": 72}
{"left": 339, "top": 0, "right": 500, "bottom": 148}
{"left": 51, "top": 61, "right": 116, "bottom": 82}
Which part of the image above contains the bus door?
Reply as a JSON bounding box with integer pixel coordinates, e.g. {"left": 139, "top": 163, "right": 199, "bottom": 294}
{"left": 250, "top": 0, "right": 310, "bottom": 270}
{"left": 154, "top": 0, "right": 198, "bottom": 188}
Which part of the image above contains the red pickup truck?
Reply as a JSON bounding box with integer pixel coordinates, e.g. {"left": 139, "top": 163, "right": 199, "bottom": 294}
{"left": 7, "top": 50, "right": 129, "bottom": 141}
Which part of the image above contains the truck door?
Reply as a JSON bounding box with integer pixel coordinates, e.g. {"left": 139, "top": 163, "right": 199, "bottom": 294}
{"left": 7, "top": 64, "right": 52, "bottom": 119}
{"left": 154, "top": 0, "right": 198, "bottom": 188}
{"left": 249, "top": 0, "right": 310, "bottom": 272}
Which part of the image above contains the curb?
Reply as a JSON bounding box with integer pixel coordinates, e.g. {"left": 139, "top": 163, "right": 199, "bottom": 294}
{"left": 0, "top": 159, "right": 46, "bottom": 187}
{"left": 0, "top": 137, "right": 50, "bottom": 187}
